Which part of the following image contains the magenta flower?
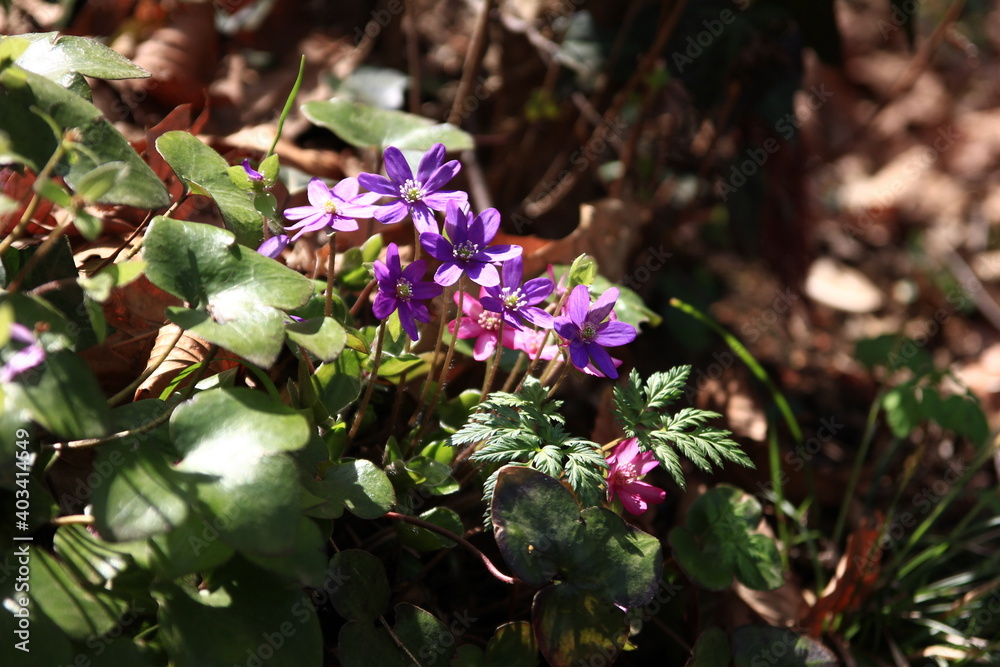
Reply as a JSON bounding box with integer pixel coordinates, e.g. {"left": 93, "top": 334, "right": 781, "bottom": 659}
{"left": 448, "top": 288, "right": 516, "bottom": 361}
{"left": 284, "top": 177, "right": 380, "bottom": 241}
{"left": 553, "top": 285, "right": 635, "bottom": 379}
{"left": 1, "top": 323, "right": 46, "bottom": 383}
{"left": 372, "top": 243, "right": 443, "bottom": 341}
{"left": 420, "top": 202, "right": 521, "bottom": 287}
{"left": 606, "top": 438, "right": 666, "bottom": 515}
{"left": 256, "top": 234, "right": 290, "bottom": 258}
{"left": 479, "top": 256, "right": 554, "bottom": 331}
{"left": 358, "top": 143, "right": 468, "bottom": 234}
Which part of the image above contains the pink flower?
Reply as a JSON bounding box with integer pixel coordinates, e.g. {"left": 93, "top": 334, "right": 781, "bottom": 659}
{"left": 448, "top": 288, "right": 515, "bottom": 361}
{"left": 1, "top": 323, "right": 46, "bottom": 383}
{"left": 606, "top": 438, "right": 666, "bottom": 515}
{"left": 511, "top": 328, "right": 558, "bottom": 362}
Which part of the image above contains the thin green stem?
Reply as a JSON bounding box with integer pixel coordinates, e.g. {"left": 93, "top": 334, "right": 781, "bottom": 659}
{"left": 832, "top": 388, "right": 885, "bottom": 545}
{"left": 348, "top": 324, "right": 386, "bottom": 442}
{"left": 0, "top": 139, "right": 70, "bottom": 258}
{"left": 768, "top": 426, "right": 791, "bottom": 573}
{"left": 544, "top": 361, "right": 571, "bottom": 400}
{"left": 265, "top": 55, "right": 306, "bottom": 160}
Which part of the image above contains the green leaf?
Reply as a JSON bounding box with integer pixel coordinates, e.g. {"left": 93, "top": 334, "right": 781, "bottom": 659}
{"left": 327, "top": 549, "right": 390, "bottom": 621}
{"left": 286, "top": 316, "right": 347, "bottom": 362}
{"left": 155, "top": 559, "right": 321, "bottom": 667}
{"left": 90, "top": 400, "right": 192, "bottom": 541}
{"left": 313, "top": 458, "right": 396, "bottom": 520}
{"left": 393, "top": 602, "right": 458, "bottom": 666}
{"left": 312, "top": 350, "right": 363, "bottom": 417}
{"left": 4, "top": 349, "right": 111, "bottom": 439}
{"left": 883, "top": 384, "right": 921, "bottom": 438}
{"left": 0, "top": 64, "right": 169, "bottom": 208}
{"left": 731, "top": 626, "right": 837, "bottom": 667}
{"left": 78, "top": 260, "right": 145, "bottom": 303}
{"left": 10, "top": 32, "right": 149, "bottom": 90}
{"left": 29, "top": 547, "right": 129, "bottom": 641}
{"left": 531, "top": 586, "right": 627, "bottom": 667}
{"left": 490, "top": 465, "right": 584, "bottom": 586}
{"left": 130, "top": 509, "right": 235, "bottom": 579}
{"left": 74, "top": 209, "right": 103, "bottom": 241}
{"left": 170, "top": 388, "right": 311, "bottom": 557}
{"left": 484, "top": 621, "right": 539, "bottom": 667}
{"left": 302, "top": 98, "right": 474, "bottom": 151}
{"left": 338, "top": 621, "right": 408, "bottom": 667}
{"left": 156, "top": 131, "right": 263, "bottom": 247}
{"left": 74, "top": 160, "right": 129, "bottom": 203}
{"left": 259, "top": 153, "right": 280, "bottom": 183}
{"left": 567, "top": 507, "right": 663, "bottom": 608}
{"left": 686, "top": 626, "right": 730, "bottom": 667}
{"left": 244, "top": 516, "right": 329, "bottom": 587}
{"left": 669, "top": 485, "right": 784, "bottom": 591}
{"left": 396, "top": 507, "right": 463, "bottom": 551}
{"left": 143, "top": 216, "right": 313, "bottom": 367}
{"left": 566, "top": 253, "right": 597, "bottom": 288}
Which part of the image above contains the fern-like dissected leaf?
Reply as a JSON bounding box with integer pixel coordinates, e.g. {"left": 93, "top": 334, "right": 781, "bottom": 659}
{"left": 531, "top": 445, "right": 565, "bottom": 478}
{"left": 644, "top": 365, "right": 690, "bottom": 411}
{"left": 647, "top": 433, "right": 686, "bottom": 487}
{"left": 613, "top": 369, "right": 646, "bottom": 425}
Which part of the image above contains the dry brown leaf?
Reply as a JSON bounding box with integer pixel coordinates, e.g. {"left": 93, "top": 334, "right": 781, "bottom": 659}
{"left": 134, "top": 323, "right": 238, "bottom": 401}
{"left": 800, "top": 513, "right": 883, "bottom": 637}
{"left": 494, "top": 198, "right": 643, "bottom": 281}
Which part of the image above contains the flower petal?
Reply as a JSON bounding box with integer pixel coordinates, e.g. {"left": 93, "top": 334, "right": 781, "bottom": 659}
{"left": 383, "top": 146, "right": 413, "bottom": 184}
{"left": 593, "top": 320, "right": 637, "bottom": 348}
{"left": 423, "top": 159, "right": 461, "bottom": 192}
{"left": 610, "top": 438, "right": 640, "bottom": 466}
{"left": 443, "top": 200, "right": 466, "bottom": 243}
{"left": 474, "top": 208, "right": 501, "bottom": 244}
{"left": 564, "top": 284, "right": 590, "bottom": 326}
{"left": 332, "top": 177, "right": 360, "bottom": 200}
{"left": 416, "top": 143, "right": 445, "bottom": 183}
{"left": 467, "top": 262, "right": 499, "bottom": 287}
{"left": 588, "top": 287, "right": 619, "bottom": 324}
{"left": 411, "top": 281, "right": 444, "bottom": 300}
{"left": 358, "top": 172, "right": 397, "bottom": 196}
{"left": 422, "top": 190, "right": 468, "bottom": 211}
{"left": 306, "top": 178, "right": 332, "bottom": 207}
{"left": 420, "top": 232, "right": 454, "bottom": 262}
{"left": 410, "top": 205, "right": 439, "bottom": 235}
{"left": 501, "top": 255, "right": 523, "bottom": 288}
{"left": 521, "top": 306, "right": 553, "bottom": 329}
{"left": 479, "top": 295, "right": 504, "bottom": 314}
{"left": 472, "top": 331, "right": 497, "bottom": 360}
{"left": 374, "top": 201, "right": 411, "bottom": 225}
{"left": 587, "top": 343, "right": 618, "bottom": 378}
{"left": 479, "top": 244, "right": 521, "bottom": 263}
{"left": 553, "top": 317, "right": 578, "bottom": 342}
{"left": 283, "top": 204, "right": 324, "bottom": 222}
{"left": 521, "top": 277, "right": 554, "bottom": 305}
{"left": 567, "top": 339, "right": 590, "bottom": 373}
{"left": 257, "top": 235, "right": 290, "bottom": 258}
{"left": 372, "top": 294, "right": 397, "bottom": 320}
{"left": 396, "top": 302, "right": 420, "bottom": 340}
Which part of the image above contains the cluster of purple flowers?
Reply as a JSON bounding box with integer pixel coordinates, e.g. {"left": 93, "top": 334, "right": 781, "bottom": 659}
{"left": 251, "top": 143, "right": 637, "bottom": 375}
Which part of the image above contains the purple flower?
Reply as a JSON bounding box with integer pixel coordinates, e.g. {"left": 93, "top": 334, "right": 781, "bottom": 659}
{"left": 420, "top": 202, "right": 521, "bottom": 287}
{"left": 284, "top": 177, "right": 380, "bottom": 241}
{"left": 372, "top": 243, "right": 443, "bottom": 341}
{"left": 553, "top": 284, "right": 635, "bottom": 379}
{"left": 479, "top": 256, "right": 554, "bottom": 331}
{"left": 448, "top": 288, "right": 517, "bottom": 361}
{"left": 242, "top": 158, "right": 264, "bottom": 182}
{"left": 358, "top": 143, "right": 468, "bottom": 234}
{"left": 1, "top": 323, "right": 46, "bottom": 383}
{"left": 606, "top": 438, "right": 666, "bottom": 515}
{"left": 257, "top": 234, "right": 290, "bottom": 258}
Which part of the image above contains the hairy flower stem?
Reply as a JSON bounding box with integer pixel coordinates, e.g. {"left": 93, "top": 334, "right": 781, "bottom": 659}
{"left": 500, "top": 353, "right": 526, "bottom": 392}
{"left": 514, "top": 286, "right": 571, "bottom": 393}
{"left": 348, "top": 324, "right": 386, "bottom": 443}
{"left": 349, "top": 278, "right": 378, "bottom": 318}
{"left": 480, "top": 318, "right": 505, "bottom": 401}
{"left": 545, "top": 361, "right": 571, "bottom": 400}
{"left": 408, "top": 284, "right": 454, "bottom": 428}
{"left": 325, "top": 232, "right": 337, "bottom": 318}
